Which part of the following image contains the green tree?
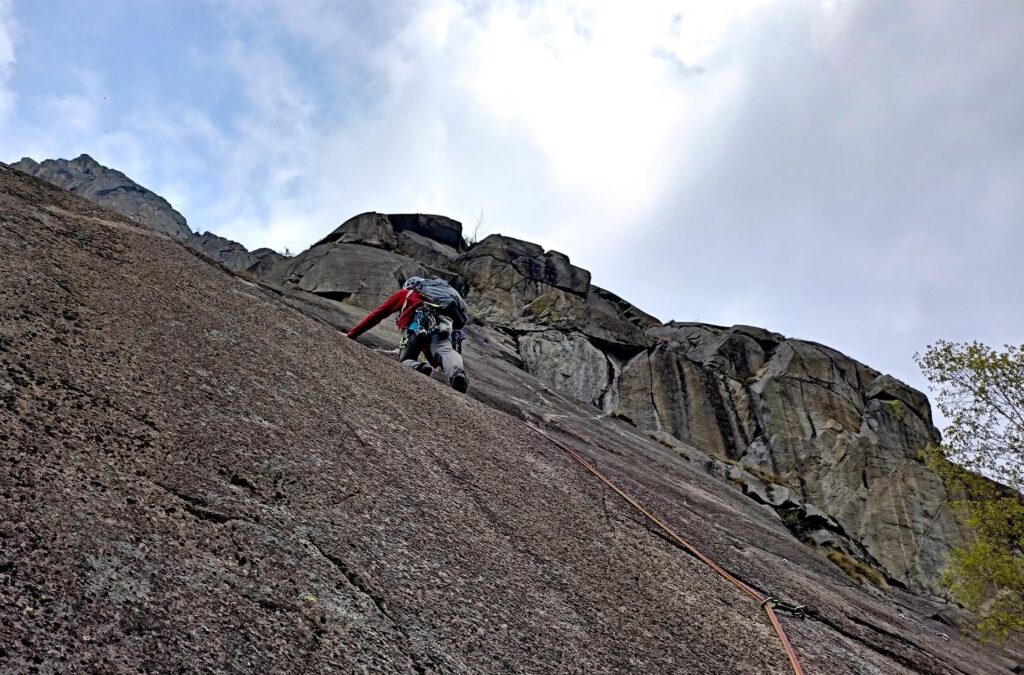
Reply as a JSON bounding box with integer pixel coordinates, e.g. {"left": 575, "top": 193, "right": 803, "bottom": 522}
{"left": 916, "top": 341, "right": 1024, "bottom": 643}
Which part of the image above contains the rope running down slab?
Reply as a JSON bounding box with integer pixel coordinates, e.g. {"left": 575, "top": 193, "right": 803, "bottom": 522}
{"left": 516, "top": 418, "right": 806, "bottom": 675}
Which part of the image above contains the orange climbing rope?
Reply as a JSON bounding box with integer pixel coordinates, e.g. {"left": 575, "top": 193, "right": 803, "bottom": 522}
{"left": 517, "top": 419, "right": 806, "bottom": 675}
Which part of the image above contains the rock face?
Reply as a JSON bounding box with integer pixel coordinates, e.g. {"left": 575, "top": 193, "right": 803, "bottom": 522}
{"left": 464, "top": 243, "right": 961, "bottom": 594}
{"left": 271, "top": 212, "right": 466, "bottom": 309}
{"left": 608, "top": 326, "right": 963, "bottom": 592}
{"left": 8, "top": 154, "right": 968, "bottom": 597}
{"left": 518, "top": 330, "right": 611, "bottom": 407}
{"left": 453, "top": 233, "right": 961, "bottom": 595}
{"left": 252, "top": 222, "right": 964, "bottom": 595}
{"left": 9, "top": 155, "right": 270, "bottom": 273}
{"left": 11, "top": 155, "right": 194, "bottom": 242}
{"left": 4, "top": 158, "right": 1014, "bottom": 675}
{"left": 186, "top": 231, "right": 266, "bottom": 273}
{"left": 7, "top": 154, "right": 1010, "bottom": 654}
{"left": 389, "top": 213, "right": 465, "bottom": 251}
{"left": 245, "top": 247, "right": 288, "bottom": 277}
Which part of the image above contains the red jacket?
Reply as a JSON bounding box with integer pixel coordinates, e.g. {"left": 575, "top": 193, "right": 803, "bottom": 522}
{"left": 347, "top": 289, "right": 425, "bottom": 339}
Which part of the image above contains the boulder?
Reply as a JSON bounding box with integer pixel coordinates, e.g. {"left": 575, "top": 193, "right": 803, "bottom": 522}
{"left": 805, "top": 529, "right": 846, "bottom": 549}
{"left": 396, "top": 230, "right": 459, "bottom": 270}
{"left": 516, "top": 289, "right": 649, "bottom": 350}
{"left": 800, "top": 503, "right": 842, "bottom": 530}
{"left": 312, "top": 213, "right": 465, "bottom": 253}
{"left": 751, "top": 341, "right": 866, "bottom": 439}
{"left": 729, "top": 325, "right": 785, "bottom": 352}
{"left": 454, "top": 236, "right": 648, "bottom": 353}
{"left": 282, "top": 242, "right": 428, "bottom": 310}
{"left": 246, "top": 248, "right": 288, "bottom": 279}
{"left": 389, "top": 213, "right": 465, "bottom": 250}
{"left": 726, "top": 465, "right": 773, "bottom": 505}
{"left": 590, "top": 286, "right": 662, "bottom": 332}
{"left": 581, "top": 288, "right": 655, "bottom": 350}
{"left": 649, "top": 322, "right": 767, "bottom": 382}
{"left": 186, "top": 231, "right": 259, "bottom": 272}
{"left": 315, "top": 212, "right": 397, "bottom": 250}
{"left": 865, "top": 373, "right": 934, "bottom": 425}
{"left": 459, "top": 234, "right": 591, "bottom": 295}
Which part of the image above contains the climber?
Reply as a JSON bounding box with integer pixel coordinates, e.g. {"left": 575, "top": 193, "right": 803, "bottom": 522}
{"left": 346, "top": 276, "right": 470, "bottom": 393}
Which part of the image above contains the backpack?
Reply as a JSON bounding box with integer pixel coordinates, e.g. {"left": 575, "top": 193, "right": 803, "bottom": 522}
{"left": 402, "top": 276, "right": 470, "bottom": 330}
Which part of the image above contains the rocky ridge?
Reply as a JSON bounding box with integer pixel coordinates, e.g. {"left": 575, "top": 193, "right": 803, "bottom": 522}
{"left": 9, "top": 156, "right": 966, "bottom": 595}
{"left": 10, "top": 155, "right": 268, "bottom": 273}
{"left": 5, "top": 156, "right": 1012, "bottom": 671}
{"left": 8, "top": 155, "right": 968, "bottom": 596}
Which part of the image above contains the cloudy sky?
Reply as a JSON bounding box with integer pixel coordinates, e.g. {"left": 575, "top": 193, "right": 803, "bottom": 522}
{"left": 1, "top": 0, "right": 1021, "bottom": 404}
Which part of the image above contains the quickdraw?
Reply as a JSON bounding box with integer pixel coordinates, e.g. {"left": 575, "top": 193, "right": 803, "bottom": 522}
{"left": 898, "top": 612, "right": 950, "bottom": 641}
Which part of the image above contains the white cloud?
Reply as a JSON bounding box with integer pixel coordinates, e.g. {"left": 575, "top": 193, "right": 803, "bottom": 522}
{"left": 42, "top": 68, "right": 103, "bottom": 133}
{"left": 208, "top": 1, "right": 783, "bottom": 255}
{"left": 200, "top": 1, "right": 1024, "bottom": 406}
{"left": 4, "top": 0, "right": 1021, "bottom": 410}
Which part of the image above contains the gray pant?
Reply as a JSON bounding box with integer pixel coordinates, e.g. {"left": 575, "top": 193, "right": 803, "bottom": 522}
{"left": 400, "top": 330, "right": 465, "bottom": 380}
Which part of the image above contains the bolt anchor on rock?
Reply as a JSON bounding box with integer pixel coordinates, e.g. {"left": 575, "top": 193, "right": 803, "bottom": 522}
{"left": 760, "top": 597, "right": 809, "bottom": 619}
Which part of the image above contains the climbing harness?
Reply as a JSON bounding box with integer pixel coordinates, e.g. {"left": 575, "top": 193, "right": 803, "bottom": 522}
{"left": 898, "top": 612, "right": 950, "bottom": 641}
{"left": 515, "top": 418, "right": 807, "bottom": 675}
{"left": 398, "top": 303, "right": 466, "bottom": 362}
{"left": 406, "top": 303, "right": 440, "bottom": 336}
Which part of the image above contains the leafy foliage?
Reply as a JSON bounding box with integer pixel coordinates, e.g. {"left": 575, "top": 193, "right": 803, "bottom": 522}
{"left": 916, "top": 341, "right": 1024, "bottom": 643}
{"left": 917, "top": 341, "right": 1024, "bottom": 492}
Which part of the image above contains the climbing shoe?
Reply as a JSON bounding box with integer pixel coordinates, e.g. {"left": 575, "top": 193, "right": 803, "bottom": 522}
{"left": 451, "top": 371, "right": 469, "bottom": 393}
{"left": 414, "top": 362, "right": 433, "bottom": 376}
